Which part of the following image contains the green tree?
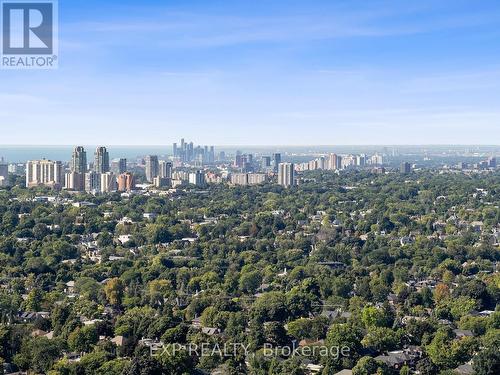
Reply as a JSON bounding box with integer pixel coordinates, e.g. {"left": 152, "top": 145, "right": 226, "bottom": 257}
{"left": 14, "top": 337, "right": 62, "bottom": 373}
{"left": 361, "top": 306, "right": 386, "bottom": 328}
{"left": 325, "top": 323, "right": 363, "bottom": 368}
{"left": 104, "top": 278, "right": 124, "bottom": 307}
{"left": 68, "top": 325, "right": 99, "bottom": 353}
{"left": 239, "top": 270, "right": 262, "bottom": 294}
{"left": 157, "top": 344, "right": 194, "bottom": 374}
{"left": 96, "top": 358, "right": 131, "bottom": 375}
{"left": 23, "top": 288, "right": 43, "bottom": 311}
{"left": 473, "top": 347, "right": 500, "bottom": 375}
{"left": 352, "top": 356, "right": 379, "bottom": 375}
{"left": 361, "top": 327, "right": 399, "bottom": 352}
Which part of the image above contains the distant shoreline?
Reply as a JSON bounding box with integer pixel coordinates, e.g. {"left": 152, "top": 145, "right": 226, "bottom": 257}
{"left": 0, "top": 144, "right": 498, "bottom": 163}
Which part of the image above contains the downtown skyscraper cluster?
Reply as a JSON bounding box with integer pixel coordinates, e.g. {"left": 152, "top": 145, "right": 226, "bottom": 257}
{"left": 173, "top": 138, "right": 215, "bottom": 165}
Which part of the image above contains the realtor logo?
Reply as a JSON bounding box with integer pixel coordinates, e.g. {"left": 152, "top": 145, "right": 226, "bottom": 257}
{"left": 1, "top": 0, "right": 58, "bottom": 69}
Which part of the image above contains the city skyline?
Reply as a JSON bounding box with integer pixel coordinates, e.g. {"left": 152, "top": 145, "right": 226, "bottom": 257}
{"left": 1, "top": 0, "right": 500, "bottom": 145}
{"left": 10, "top": 142, "right": 498, "bottom": 191}
{"left": 1, "top": 144, "right": 499, "bottom": 165}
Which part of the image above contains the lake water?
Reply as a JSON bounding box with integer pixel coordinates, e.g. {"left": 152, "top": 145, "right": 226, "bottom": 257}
{"left": 0, "top": 145, "right": 498, "bottom": 163}
{"left": 0, "top": 146, "right": 172, "bottom": 163}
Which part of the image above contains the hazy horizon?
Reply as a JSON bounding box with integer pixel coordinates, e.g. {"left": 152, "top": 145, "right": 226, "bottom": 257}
{"left": 1, "top": 144, "right": 498, "bottom": 164}
{"left": 1, "top": 143, "right": 500, "bottom": 147}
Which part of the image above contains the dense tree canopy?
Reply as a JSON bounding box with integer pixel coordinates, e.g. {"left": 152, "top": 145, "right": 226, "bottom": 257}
{"left": 0, "top": 170, "right": 498, "bottom": 374}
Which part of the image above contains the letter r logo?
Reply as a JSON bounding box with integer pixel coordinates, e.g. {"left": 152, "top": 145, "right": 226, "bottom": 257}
{"left": 2, "top": 1, "right": 53, "bottom": 54}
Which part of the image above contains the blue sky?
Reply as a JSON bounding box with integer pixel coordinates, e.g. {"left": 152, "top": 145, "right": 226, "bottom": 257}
{"left": 1, "top": 0, "right": 500, "bottom": 145}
